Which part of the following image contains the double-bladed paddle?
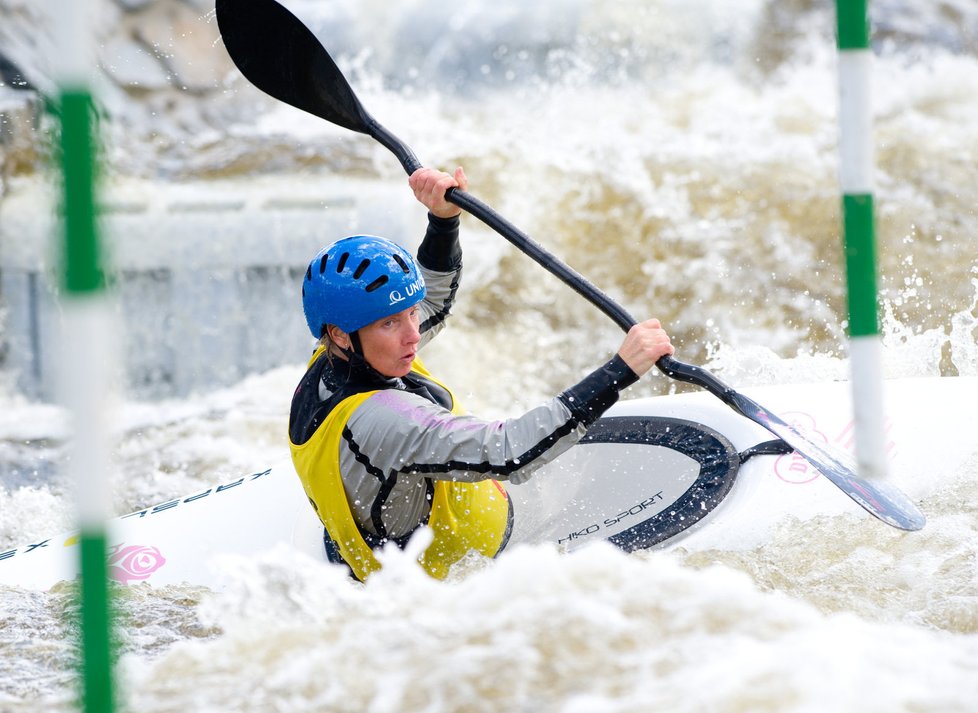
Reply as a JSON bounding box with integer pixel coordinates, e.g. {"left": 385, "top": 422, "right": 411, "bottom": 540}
{"left": 215, "top": 0, "right": 925, "bottom": 531}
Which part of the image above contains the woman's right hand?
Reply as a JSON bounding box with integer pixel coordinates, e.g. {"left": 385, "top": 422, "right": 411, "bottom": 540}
{"left": 409, "top": 166, "right": 468, "bottom": 219}
{"left": 616, "top": 319, "right": 675, "bottom": 377}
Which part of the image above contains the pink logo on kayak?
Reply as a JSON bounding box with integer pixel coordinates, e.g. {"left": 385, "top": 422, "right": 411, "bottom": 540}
{"left": 108, "top": 543, "right": 167, "bottom": 584}
{"left": 772, "top": 411, "right": 897, "bottom": 485}
{"left": 774, "top": 411, "right": 824, "bottom": 484}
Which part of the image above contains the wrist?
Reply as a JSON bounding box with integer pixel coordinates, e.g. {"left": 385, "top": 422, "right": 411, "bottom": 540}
{"left": 558, "top": 355, "right": 640, "bottom": 426}
{"left": 430, "top": 207, "right": 461, "bottom": 219}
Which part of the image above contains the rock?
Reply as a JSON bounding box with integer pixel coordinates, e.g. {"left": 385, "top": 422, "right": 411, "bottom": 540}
{"left": 100, "top": 35, "right": 172, "bottom": 90}
{"left": 125, "top": 1, "right": 231, "bottom": 94}
{"left": 113, "top": 0, "right": 155, "bottom": 12}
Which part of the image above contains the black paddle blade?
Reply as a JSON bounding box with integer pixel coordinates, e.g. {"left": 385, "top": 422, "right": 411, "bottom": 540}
{"left": 216, "top": 0, "right": 369, "bottom": 134}
{"left": 216, "top": 0, "right": 423, "bottom": 173}
{"left": 729, "top": 391, "right": 926, "bottom": 531}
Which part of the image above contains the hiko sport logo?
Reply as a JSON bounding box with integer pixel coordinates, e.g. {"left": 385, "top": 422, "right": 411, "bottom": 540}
{"left": 389, "top": 277, "right": 425, "bottom": 306}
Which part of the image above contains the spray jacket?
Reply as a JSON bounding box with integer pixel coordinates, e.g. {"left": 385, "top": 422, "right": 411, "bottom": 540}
{"left": 289, "top": 213, "right": 640, "bottom": 580}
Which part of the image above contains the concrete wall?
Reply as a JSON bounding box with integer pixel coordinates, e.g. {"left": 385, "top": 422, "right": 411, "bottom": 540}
{"left": 0, "top": 174, "right": 420, "bottom": 401}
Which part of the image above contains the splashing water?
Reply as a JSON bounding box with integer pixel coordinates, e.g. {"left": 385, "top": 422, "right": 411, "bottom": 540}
{"left": 1, "top": 0, "right": 978, "bottom": 710}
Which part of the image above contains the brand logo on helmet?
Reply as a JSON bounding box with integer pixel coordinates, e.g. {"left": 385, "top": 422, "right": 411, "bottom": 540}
{"left": 389, "top": 277, "right": 424, "bottom": 306}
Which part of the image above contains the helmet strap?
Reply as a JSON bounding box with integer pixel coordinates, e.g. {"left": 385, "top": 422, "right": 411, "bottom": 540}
{"left": 336, "top": 330, "right": 369, "bottom": 368}
{"left": 349, "top": 331, "right": 364, "bottom": 356}
{"left": 325, "top": 324, "right": 363, "bottom": 359}
{"left": 329, "top": 327, "right": 395, "bottom": 382}
{"left": 341, "top": 331, "right": 395, "bottom": 383}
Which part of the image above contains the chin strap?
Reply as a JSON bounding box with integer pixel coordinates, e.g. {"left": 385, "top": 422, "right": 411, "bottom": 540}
{"left": 328, "top": 327, "right": 362, "bottom": 361}
{"left": 328, "top": 327, "right": 400, "bottom": 385}
{"left": 349, "top": 331, "right": 363, "bottom": 356}
{"left": 339, "top": 331, "right": 368, "bottom": 366}
{"left": 338, "top": 331, "right": 397, "bottom": 384}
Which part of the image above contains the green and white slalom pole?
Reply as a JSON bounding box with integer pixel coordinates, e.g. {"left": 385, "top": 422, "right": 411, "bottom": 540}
{"left": 56, "top": 1, "right": 117, "bottom": 711}
{"left": 836, "top": 0, "right": 887, "bottom": 481}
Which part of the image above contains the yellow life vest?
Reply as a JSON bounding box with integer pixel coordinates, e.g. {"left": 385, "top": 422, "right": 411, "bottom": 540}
{"left": 289, "top": 349, "right": 511, "bottom": 581}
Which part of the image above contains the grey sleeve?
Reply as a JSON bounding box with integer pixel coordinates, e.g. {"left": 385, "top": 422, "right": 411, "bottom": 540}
{"left": 345, "top": 355, "right": 640, "bottom": 486}
{"left": 348, "top": 390, "right": 581, "bottom": 486}
{"left": 338, "top": 355, "right": 640, "bottom": 536}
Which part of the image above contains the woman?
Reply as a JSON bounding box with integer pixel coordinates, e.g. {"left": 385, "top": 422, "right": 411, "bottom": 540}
{"left": 289, "top": 167, "right": 674, "bottom": 581}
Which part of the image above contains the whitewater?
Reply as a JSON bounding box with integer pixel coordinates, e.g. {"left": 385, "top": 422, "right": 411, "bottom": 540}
{"left": 1, "top": 0, "right": 978, "bottom": 710}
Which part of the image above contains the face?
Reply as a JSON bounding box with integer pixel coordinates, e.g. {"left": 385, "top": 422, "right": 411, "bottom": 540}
{"left": 353, "top": 305, "right": 422, "bottom": 378}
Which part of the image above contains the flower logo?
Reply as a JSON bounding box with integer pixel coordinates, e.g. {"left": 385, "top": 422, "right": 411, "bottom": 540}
{"left": 107, "top": 543, "right": 167, "bottom": 584}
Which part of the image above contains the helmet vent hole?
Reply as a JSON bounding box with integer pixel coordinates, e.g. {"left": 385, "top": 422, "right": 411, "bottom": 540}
{"left": 392, "top": 254, "right": 409, "bottom": 273}
{"left": 306, "top": 265, "right": 312, "bottom": 281}
{"left": 337, "top": 252, "right": 349, "bottom": 272}
{"left": 318, "top": 254, "right": 328, "bottom": 274}
{"left": 365, "top": 275, "right": 389, "bottom": 292}
{"left": 353, "top": 259, "right": 370, "bottom": 279}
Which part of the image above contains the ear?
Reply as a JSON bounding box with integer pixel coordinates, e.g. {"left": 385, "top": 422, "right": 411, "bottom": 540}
{"left": 327, "top": 324, "right": 351, "bottom": 350}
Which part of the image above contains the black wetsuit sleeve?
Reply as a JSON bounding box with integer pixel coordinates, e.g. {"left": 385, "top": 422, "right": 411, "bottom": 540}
{"left": 558, "top": 355, "right": 640, "bottom": 426}
{"left": 416, "top": 213, "right": 461, "bottom": 272}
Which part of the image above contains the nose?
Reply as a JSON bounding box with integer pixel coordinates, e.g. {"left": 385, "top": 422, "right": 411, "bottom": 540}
{"left": 404, "top": 320, "right": 421, "bottom": 345}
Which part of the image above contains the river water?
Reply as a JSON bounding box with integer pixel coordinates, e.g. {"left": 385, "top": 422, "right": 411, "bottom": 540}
{"left": 1, "top": 0, "right": 978, "bottom": 710}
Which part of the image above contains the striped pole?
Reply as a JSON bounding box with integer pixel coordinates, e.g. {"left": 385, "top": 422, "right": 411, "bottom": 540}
{"left": 836, "top": 0, "right": 888, "bottom": 480}
{"left": 55, "top": 1, "right": 117, "bottom": 711}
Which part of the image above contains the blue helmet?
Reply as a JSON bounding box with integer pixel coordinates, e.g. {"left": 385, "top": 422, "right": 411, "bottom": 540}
{"left": 301, "top": 235, "right": 426, "bottom": 337}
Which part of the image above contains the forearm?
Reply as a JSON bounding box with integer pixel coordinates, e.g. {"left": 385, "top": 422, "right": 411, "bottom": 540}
{"left": 558, "top": 354, "right": 640, "bottom": 426}
{"left": 417, "top": 212, "right": 461, "bottom": 272}
{"left": 417, "top": 213, "right": 462, "bottom": 341}
{"left": 349, "top": 390, "right": 585, "bottom": 486}
{"left": 349, "top": 357, "right": 639, "bottom": 488}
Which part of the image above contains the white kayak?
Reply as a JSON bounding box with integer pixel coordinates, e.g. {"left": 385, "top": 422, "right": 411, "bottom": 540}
{"left": 2, "top": 376, "right": 975, "bottom": 591}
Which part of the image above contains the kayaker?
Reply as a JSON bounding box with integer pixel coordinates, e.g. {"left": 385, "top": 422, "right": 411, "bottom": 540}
{"left": 288, "top": 166, "right": 674, "bottom": 581}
